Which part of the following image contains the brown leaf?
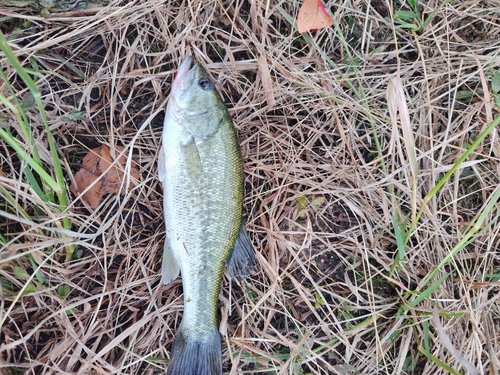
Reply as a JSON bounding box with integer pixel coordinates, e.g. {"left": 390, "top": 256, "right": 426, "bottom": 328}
{"left": 71, "top": 145, "right": 140, "bottom": 208}
{"left": 297, "top": 0, "right": 333, "bottom": 34}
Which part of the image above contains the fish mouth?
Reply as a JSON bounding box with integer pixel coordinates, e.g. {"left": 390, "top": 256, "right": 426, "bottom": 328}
{"left": 174, "top": 56, "right": 197, "bottom": 90}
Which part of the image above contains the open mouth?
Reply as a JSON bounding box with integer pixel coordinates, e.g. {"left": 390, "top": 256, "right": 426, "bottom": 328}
{"left": 174, "top": 56, "right": 197, "bottom": 89}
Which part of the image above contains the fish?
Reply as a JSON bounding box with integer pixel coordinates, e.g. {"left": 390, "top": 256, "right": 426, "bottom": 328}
{"left": 158, "top": 56, "right": 256, "bottom": 375}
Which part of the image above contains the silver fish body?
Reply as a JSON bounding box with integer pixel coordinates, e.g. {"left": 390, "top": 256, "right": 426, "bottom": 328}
{"left": 159, "top": 56, "right": 255, "bottom": 375}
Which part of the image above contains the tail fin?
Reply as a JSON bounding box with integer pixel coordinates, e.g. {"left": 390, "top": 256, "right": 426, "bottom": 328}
{"left": 166, "top": 327, "right": 222, "bottom": 375}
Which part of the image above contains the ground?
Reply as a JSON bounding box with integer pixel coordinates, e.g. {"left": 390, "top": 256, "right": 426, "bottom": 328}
{"left": 0, "top": 0, "right": 500, "bottom": 374}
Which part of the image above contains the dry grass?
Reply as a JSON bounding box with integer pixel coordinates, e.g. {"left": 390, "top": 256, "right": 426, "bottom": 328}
{"left": 1, "top": 0, "right": 500, "bottom": 374}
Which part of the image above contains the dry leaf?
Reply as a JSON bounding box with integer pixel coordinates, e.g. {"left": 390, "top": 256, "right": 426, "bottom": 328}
{"left": 297, "top": 0, "right": 333, "bottom": 34}
{"left": 71, "top": 145, "right": 140, "bottom": 208}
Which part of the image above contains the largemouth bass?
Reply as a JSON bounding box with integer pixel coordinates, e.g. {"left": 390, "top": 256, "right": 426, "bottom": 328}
{"left": 158, "top": 56, "right": 255, "bottom": 375}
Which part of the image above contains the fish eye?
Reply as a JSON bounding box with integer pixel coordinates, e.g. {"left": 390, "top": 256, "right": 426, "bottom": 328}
{"left": 198, "top": 77, "right": 212, "bottom": 90}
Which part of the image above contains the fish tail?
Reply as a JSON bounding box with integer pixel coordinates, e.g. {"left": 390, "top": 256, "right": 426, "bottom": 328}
{"left": 166, "top": 326, "right": 222, "bottom": 375}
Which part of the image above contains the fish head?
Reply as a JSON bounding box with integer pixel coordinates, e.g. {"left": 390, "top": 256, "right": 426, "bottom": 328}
{"left": 168, "top": 56, "right": 227, "bottom": 139}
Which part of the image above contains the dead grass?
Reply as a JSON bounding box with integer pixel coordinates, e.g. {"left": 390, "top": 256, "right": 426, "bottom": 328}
{"left": 1, "top": 0, "right": 500, "bottom": 374}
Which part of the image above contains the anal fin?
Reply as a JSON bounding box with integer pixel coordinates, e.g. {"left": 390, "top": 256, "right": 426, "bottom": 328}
{"left": 226, "top": 224, "right": 256, "bottom": 281}
{"left": 162, "top": 239, "right": 180, "bottom": 285}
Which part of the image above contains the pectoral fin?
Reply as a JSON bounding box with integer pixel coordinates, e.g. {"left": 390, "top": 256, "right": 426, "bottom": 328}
{"left": 162, "top": 239, "right": 180, "bottom": 285}
{"left": 226, "top": 224, "right": 256, "bottom": 281}
{"left": 181, "top": 137, "right": 202, "bottom": 177}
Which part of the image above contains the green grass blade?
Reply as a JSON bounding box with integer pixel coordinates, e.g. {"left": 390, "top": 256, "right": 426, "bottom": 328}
{"left": 0, "top": 127, "right": 61, "bottom": 193}
{"left": 421, "top": 185, "right": 500, "bottom": 287}
{"left": 392, "top": 212, "right": 406, "bottom": 261}
{"left": 1, "top": 30, "right": 73, "bottom": 256}
{"left": 405, "top": 113, "right": 500, "bottom": 243}
{"left": 22, "top": 164, "right": 48, "bottom": 202}
{"left": 402, "top": 272, "right": 451, "bottom": 311}
{"left": 418, "top": 345, "right": 461, "bottom": 375}
{"left": 423, "top": 319, "right": 430, "bottom": 358}
{"left": 417, "top": 0, "right": 451, "bottom": 33}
